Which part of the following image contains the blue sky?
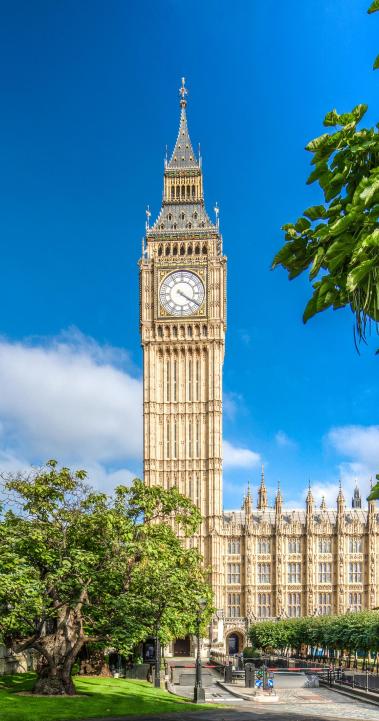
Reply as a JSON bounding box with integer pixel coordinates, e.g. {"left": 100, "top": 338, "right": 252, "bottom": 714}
{"left": 0, "top": 0, "right": 378, "bottom": 509}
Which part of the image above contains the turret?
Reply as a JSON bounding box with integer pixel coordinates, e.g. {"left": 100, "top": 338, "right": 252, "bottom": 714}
{"left": 243, "top": 481, "right": 252, "bottom": 518}
{"left": 275, "top": 480, "right": 283, "bottom": 516}
{"left": 306, "top": 481, "right": 314, "bottom": 516}
{"left": 337, "top": 480, "right": 345, "bottom": 515}
{"left": 352, "top": 482, "right": 362, "bottom": 509}
{"left": 257, "top": 465, "right": 268, "bottom": 510}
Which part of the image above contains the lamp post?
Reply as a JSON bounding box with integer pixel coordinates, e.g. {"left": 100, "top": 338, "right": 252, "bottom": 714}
{"left": 194, "top": 599, "right": 207, "bottom": 703}
{"left": 154, "top": 623, "right": 161, "bottom": 688}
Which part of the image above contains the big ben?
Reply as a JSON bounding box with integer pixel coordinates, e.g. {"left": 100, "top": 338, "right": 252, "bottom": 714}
{"left": 139, "top": 79, "right": 226, "bottom": 615}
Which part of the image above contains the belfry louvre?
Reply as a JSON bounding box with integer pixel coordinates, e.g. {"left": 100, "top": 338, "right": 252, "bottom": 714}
{"left": 139, "top": 80, "right": 379, "bottom": 655}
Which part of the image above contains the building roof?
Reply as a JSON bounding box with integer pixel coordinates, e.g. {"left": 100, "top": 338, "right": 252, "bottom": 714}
{"left": 167, "top": 103, "right": 198, "bottom": 170}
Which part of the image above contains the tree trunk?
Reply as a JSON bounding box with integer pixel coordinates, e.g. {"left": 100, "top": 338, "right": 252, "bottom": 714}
{"left": 33, "top": 660, "right": 76, "bottom": 695}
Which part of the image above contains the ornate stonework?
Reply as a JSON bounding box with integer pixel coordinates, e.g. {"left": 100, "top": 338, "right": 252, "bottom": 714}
{"left": 140, "top": 81, "right": 379, "bottom": 653}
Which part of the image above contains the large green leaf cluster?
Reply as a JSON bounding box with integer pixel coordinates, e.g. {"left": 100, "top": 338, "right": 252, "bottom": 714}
{"left": 272, "top": 104, "right": 379, "bottom": 347}
{"left": 249, "top": 611, "right": 379, "bottom": 654}
{"left": 0, "top": 461, "right": 212, "bottom": 657}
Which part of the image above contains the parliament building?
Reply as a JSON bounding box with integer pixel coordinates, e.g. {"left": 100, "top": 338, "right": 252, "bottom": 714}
{"left": 139, "top": 81, "right": 379, "bottom": 656}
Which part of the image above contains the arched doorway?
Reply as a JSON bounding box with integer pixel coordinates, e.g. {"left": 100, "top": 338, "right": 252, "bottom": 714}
{"left": 227, "top": 632, "right": 241, "bottom": 655}
{"left": 173, "top": 635, "right": 191, "bottom": 656}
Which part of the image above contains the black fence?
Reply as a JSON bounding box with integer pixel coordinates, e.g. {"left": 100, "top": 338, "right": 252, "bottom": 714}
{"left": 319, "top": 667, "right": 379, "bottom": 695}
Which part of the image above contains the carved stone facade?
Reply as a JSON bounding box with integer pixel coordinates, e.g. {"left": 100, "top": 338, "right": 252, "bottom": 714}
{"left": 140, "top": 82, "right": 379, "bottom": 654}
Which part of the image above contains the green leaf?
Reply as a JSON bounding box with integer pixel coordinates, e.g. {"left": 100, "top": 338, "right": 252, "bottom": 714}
{"left": 303, "top": 205, "right": 326, "bottom": 221}
{"left": 295, "top": 217, "right": 311, "bottom": 232}
{"left": 347, "top": 259, "right": 376, "bottom": 292}
{"left": 368, "top": 0, "right": 379, "bottom": 14}
{"left": 306, "top": 133, "right": 330, "bottom": 152}
{"left": 374, "top": 54, "right": 379, "bottom": 70}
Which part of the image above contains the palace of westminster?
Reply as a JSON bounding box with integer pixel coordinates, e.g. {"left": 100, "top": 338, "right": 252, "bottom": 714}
{"left": 139, "top": 80, "right": 379, "bottom": 656}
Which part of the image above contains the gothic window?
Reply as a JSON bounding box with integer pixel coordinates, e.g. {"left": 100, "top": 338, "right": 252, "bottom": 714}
{"left": 227, "top": 593, "right": 241, "bottom": 618}
{"left": 173, "top": 244, "right": 178, "bottom": 255}
{"left": 318, "top": 562, "right": 332, "bottom": 583}
{"left": 188, "top": 475, "right": 192, "bottom": 499}
{"left": 318, "top": 538, "right": 332, "bottom": 553}
{"left": 195, "top": 474, "right": 200, "bottom": 506}
{"left": 287, "top": 562, "right": 301, "bottom": 583}
{"left": 227, "top": 563, "right": 241, "bottom": 584}
{"left": 166, "top": 419, "right": 170, "bottom": 458}
{"left": 349, "top": 562, "right": 362, "bottom": 583}
{"left": 288, "top": 538, "right": 301, "bottom": 554}
{"left": 176, "top": 186, "right": 180, "bottom": 198}
{"left": 165, "top": 245, "right": 170, "bottom": 256}
{"left": 157, "top": 326, "right": 163, "bottom": 338}
{"left": 181, "top": 185, "right": 185, "bottom": 197}
{"left": 188, "top": 359, "right": 192, "bottom": 401}
{"left": 173, "top": 420, "right": 177, "bottom": 458}
{"left": 158, "top": 245, "right": 163, "bottom": 257}
{"left": 349, "top": 538, "right": 363, "bottom": 553}
{"left": 160, "top": 223, "right": 164, "bottom": 229}
{"left": 318, "top": 592, "right": 332, "bottom": 616}
{"left": 188, "top": 222, "right": 192, "bottom": 229}
{"left": 257, "top": 593, "right": 271, "bottom": 618}
{"left": 349, "top": 592, "right": 362, "bottom": 612}
{"left": 173, "top": 223, "right": 177, "bottom": 230}
{"left": 187, "top": 245, "right": 193, "bottom": 255}
{"left": 196, "top": 359, "right": 200, "bottom": 400}
{"left": 202, "top": 243, "right": 207, "bottom": 253}
{"left": 288, "top": 592, "right": 301, "bottom": 617}
{"left": 202, "top": 325, "right": 207, "bottom": 337}
{"left": 193, "top": 210, "right": 198, "bottom": 219}
{"left": 195, "top": 244, "right": 200, "bottom": 254}
{"left": 173, "top": 360, "right": 177, "bottom": 401}
{"left": 228, "top": 539, "right": 241, "bottom": 555}
{"left": 188, "top": 420, "right": 192, "bottom": 457}
{"left": 257, "top": 563, "right": 271, "bottom": 584}
{"left": 188, "top": 326, "right": 192, "bottom": 337}
{"left": 166, "top": 360, "right": 170, "bottom": 402}
{"left": 181, "top": 212, "right": 185, "bottom": 220}
{"left": 186, "top": 185, "right": 190, "bottom": 197}
{"left": 180, "top": 244, "right": 185, "bottom": 255}
{"left": 168, "top": 213, "right": 172, "bottom": 221}
{"left": 192, "top": 184, "right": 195, "bottom": 198}
{"left": 172, "top": 325, "right": 177, "bottom": 337}
{"left": 196, "top": 418, "right": 200, "bottom": 456}
{"left": 258, "top": 538, "right": 270, "bottom": 554}
{"left": 171, "top": 187, "right": 175, "bottom": 199}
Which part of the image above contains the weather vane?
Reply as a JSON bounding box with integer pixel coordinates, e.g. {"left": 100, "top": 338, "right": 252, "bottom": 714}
{"left": 179, "top": 77, "right": 188, "bottom": 106}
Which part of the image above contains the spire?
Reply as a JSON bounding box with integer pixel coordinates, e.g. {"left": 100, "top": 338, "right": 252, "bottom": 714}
{"left": 320, "top": 496, "right": 327, "bottom": 511}
{"left": 337, "top": 480, "right": 345, "bottom": 514}
{"left": 352, "top": 481, "right": 362, "bottom": 509}
{"left": 275, "top": 480, "right": 283, "bottom": 515}
{"left": 243, "top": 480, "right": 252, "bottom": 516}
{"left": 167, "top": 78, "right": 198, "bottom": 170}
{"left": 306, "top": 480, "right": 314, "bottom": 514}
{"left": 149, "top": 79, "right": 216, "bottom": 235}
{"left": 257, "top": 464, "right": 268, "bottom": 510}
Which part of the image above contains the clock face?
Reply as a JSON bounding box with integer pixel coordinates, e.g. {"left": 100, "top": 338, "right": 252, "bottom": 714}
{"left": 160, "top": 270, "right": 205, "bottom": 317}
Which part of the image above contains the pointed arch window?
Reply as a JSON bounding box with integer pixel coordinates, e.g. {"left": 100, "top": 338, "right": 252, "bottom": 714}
{"left": 188, "top": 420, "right": 192, "bottom": 458}
{"left": 196, "top": 359, "right": 200, "bottom": 400}
{"left": 188, "top": 359, "right": 192, "bottom": 401}
{"left": 196, "top": 418, "right": 200, "bottom": 457}
{"left": 173, "top": 359, "right": 177, "bottom": 401}
{"left": 166, "top": 359, "right": 170, "bottom": 402}
{"left": 173, "top": 420, "right": 178, "bottom": 458}
{"left": 166, "top": 418, "right": 170, "bottom": 458}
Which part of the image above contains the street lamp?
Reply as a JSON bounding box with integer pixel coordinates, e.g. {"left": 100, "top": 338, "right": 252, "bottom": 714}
{"left": 154, "top": 623, "right": 161, "bottom": 688}
{"left": 193, "top": 598, "right": 207, "bottom": 703}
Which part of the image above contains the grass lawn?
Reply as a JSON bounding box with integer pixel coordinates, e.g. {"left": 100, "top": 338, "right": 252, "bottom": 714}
{"left": 0, "top": 673, "right": 215, "bottom": 721}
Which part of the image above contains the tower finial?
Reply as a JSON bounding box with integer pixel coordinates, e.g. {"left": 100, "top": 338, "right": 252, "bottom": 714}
{"left": 179, "top": 77, "right": 188, "bottom": 107}
{"left": 214, "top": 202, "right": 220, "bottom": 229}
{"left": 145, "top": 205, "right": 151, "bottom": 230}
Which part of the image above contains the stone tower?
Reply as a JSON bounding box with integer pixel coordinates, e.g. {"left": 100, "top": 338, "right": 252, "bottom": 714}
{"left": 139, "top": 81, "right": 226, "bottom": 598}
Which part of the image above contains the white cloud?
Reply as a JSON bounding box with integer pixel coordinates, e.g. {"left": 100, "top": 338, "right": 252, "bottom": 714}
{"left": 223, "top": 440, "right": 261, "bottom": 469}
{"left": 0, "top": 330, "right": 142, "bottom": 490}
{"left": 275, "top": 430, "right": 297, "bottom": 449}
{"left": 223, "top": 392, "right": 244, "bottom": 421}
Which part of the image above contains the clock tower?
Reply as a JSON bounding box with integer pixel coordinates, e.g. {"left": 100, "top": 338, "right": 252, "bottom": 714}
{"left": 139, "top": 80, "right": 226, "bottom": 602}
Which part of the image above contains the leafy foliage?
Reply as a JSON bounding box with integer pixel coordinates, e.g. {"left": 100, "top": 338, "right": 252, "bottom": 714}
{"left": 272, "top": 104, "right": 379, "bottom": 350}
{"left": 0, "top": 461, "right": 212, "bottom": 694}
{"left": 368, "top": 473, "right": 379, "bottom": 501}
{"left": 249, "top": 611, "right": 379, "bottom": 654}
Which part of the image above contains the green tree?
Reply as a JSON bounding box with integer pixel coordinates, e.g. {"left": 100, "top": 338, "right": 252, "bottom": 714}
{"left": 0, "top": 461, "right": 212, "bottom": 695}
{"left": 272, "top": 4, "right": 379, "bottom": 351}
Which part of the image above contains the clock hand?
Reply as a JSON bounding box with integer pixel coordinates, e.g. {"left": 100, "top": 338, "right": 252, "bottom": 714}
{"left": 177, "top": 289, "right": 200, "bottom": 306}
